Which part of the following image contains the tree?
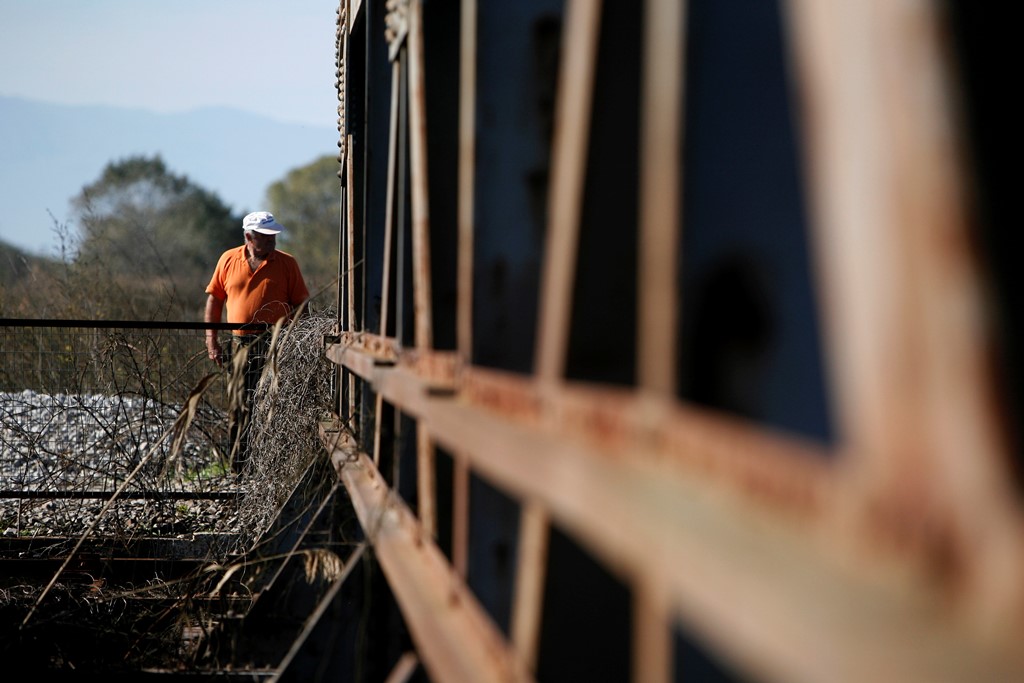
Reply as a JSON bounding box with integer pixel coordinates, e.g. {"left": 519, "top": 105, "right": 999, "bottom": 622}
{"left": 71, "top": 156, "right": 240, "bottom": 319}
{"left": 265, "top": 155, "right": 342, "bottom": 302}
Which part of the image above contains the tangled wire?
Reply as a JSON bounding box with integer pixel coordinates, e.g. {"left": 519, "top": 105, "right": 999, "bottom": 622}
{"left": 216, "top": 312, "right": 340, "bottom": 552}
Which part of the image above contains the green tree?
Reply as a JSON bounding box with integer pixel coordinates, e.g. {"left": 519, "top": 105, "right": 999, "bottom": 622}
{"left": 265, "top": 154, "right": 341, "bottom": 302}
{"left": 71, "top": 155, "right": 240, "bottom": 319}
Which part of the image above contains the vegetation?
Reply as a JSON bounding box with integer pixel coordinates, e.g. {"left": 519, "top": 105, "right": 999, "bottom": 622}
{"left": 0, "top": 153, "right": 340, "bottom": 320}
{"left": 0, "top": 231, "right": 64, "bottom": 318}
{"left": 265, "top": 154, "right": 342, "bottom": 300}
{"left": 72, "top": 155, "right": 238, "bottom": 319}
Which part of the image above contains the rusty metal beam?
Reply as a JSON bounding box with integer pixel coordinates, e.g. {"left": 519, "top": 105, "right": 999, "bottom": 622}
{"left": 383, "top": 651, "right": 420, "bottom": 683}
{"left": 381, "top": 60, "right": 402, "bottom": 341}
{"left": 322, "top": 429, "right": 533, "bottom": 683}
{"left": 326, "top": 340, "right": 455, "bottom": 417}
{"left": 637, "top": 0, "right": 684, "bottom": 401}
{"left": 422, "top": 390, "right": 1024, "bottom": 683}
{"left": 534, "top": 0, "right": 603, "bottom": 384}
{"left": 633, "top": 581, "right": 672, "bottom": 683}
{"left": 783, "top": 0, "right": 1024, "bottom": 626}
{"left": 324, "top": 343, "right": 1024, "bottom": 682}
{"left": 457, "top": 0, "right": 477, "bottom": 362}
{"left": 345, "top": 134, "right": 358, "bottom": 420}
{"left": 417, "top": 427, "right": 437, "bottom": 538}
{"left": 339, "top": 330, "right": 400, "bottom": 362}
{"left": 329, "top": 343, "right": 831, "bottom": 518}
{"left": 509, "top": 499, "right": 549, "bottom": 673}
{"left": 407, "top": 0, "right": 434, "bottom": 352}
{"left": 451, "top": 455, "right": 470, "bottom": 579}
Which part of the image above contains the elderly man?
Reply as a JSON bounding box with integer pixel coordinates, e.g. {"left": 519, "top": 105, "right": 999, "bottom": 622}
{"left": 205, "top": 211, "right": 309, "bottom": 474}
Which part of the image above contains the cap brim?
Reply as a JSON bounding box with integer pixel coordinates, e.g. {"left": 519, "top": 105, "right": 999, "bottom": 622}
{"left": 249, "top": 227, "right": 282, "bottom": 235}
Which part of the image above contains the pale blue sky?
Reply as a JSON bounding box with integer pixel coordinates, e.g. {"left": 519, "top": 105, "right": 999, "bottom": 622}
{"left": 0, "top": 1, "right": 339, "bottom": 127}
{"left": 0, "top": 1, "right": 341, "bottom": 255}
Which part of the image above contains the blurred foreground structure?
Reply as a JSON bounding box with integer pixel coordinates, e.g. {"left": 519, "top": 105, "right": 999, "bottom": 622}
{"left": 324, "top": 0, "right": 1022, "bottom": 681}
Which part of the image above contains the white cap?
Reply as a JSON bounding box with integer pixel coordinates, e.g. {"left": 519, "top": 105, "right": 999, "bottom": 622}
{"left": 243, "top": 211, "right": 285, "bottom": 235}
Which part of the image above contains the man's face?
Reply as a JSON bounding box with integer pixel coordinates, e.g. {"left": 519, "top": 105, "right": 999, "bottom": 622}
{"left": 245, "top": 231, "right": 277, "bottom": 258}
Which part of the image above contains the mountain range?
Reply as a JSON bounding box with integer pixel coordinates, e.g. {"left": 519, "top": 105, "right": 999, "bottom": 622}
{"left": 0, "top": 94, "right": 337, "bottom": 257}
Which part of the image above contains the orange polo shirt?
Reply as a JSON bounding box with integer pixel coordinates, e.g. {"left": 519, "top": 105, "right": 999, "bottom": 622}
{"left": 206, "top": 246, "right": 310, "bottom": 334}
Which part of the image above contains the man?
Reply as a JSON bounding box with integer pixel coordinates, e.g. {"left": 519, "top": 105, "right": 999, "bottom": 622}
{"left": 205, "top": 211, "right": 309, "bottom": 474}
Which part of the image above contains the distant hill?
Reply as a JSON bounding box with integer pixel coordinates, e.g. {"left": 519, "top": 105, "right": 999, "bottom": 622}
{"left": 0, "top": 95, "right": 337, "bottom": 256}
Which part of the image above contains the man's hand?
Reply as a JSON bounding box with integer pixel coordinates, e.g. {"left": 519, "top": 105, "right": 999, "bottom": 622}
{"left": 207, "top": 336, "right": 224, "bottom": 366}
{"left": 205, "top": 294, "right": 226, "bottom": 366}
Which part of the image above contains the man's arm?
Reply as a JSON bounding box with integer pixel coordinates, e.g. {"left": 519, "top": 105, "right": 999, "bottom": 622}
{"left": 205, "top": 294, "right": 225, "bottom": 365}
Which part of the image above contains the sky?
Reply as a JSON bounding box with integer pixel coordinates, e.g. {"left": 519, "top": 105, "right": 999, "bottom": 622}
{"left": 0, "top": 1, "right": 340, "bottom": 127}
{"left": 0, "top": 1, "right": 341, "bottom": 256}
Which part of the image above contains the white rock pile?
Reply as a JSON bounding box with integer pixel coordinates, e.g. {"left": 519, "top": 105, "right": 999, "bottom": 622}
{"left": 1, "top": 389, "right": 237, "bottom": 538}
